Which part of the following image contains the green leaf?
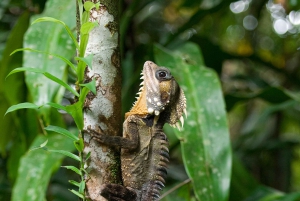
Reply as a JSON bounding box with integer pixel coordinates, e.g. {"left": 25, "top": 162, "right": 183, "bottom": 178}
{"left": 82, "top": 11, "right": 89, "bottom": 24}
{"left": 29, "top": 139, "right": 48, "bottom": 152}
{"left": 74, "top": 138, "right": 84, "bottom": 152}
{"left": 85, "top": 151, "right": 91, "bottom": 161}
{"left": 79, "top": 180, "right": 85, "bottom": 194}
{"left": 95, "top": 2, "right": 100, "bottom": 10}
{"left": 48, "top": 149, "right": 81, "bottom": 162}
{"left": 77, "top": 60, "right": 87, "bottom": 83}
{"left": 77, "top": 36, "right": 90, "bottom": 81}
{"left": 244, "top": 186, "right": 283, "bottom": 201}
{"left": 69, "top": 189, "right": 84, "bottom": 199}
{"left": 75, "top": 54, "right": 94, "bottom": 69}
{"left": 80, "top": 21, "right": 98, "bottom": 35}
{"left": 66, "top": 101, "right": 84, "bottom": 130}
{"left": 66, "top": 87, "right": 90, "bottom": 130}
{"left": 11, "top": 133, "right": 74, "bottom": 201}
{"left": 69, "top": 180, "right": 80, "bottom": 187}
{"left": 80, "top": 79, "right": 96, "bottom": 95}
{"left": 225, "top": 87, "right": 300, "bottom": 111}
{"left": 62, "top": 165, "right": 82, "bottom": 175}
{"left": 279, "top": 192, "right": 300, "bottom": 201}
{"left": 83, "top": 1, "right": 95, "bottom": 11}
{"left": 10, "top": 48, "right": 76, "bottom": 72}
{"left": 31, "top": 17, "right": 79, "bottom": 49}
{"left": 79, "top": 86, "right": 90, "bottom": 103}
{"left": 45, "top": 125, "right": 79, "bottom": 141}
{"left": 23, "top": 0, "right": 76, "bottom": 116}
{"left": 5, "top": 102, "right": 39, "bottom": 116}
{"left": 7, "top": 67, "right": 79, "bottom": 97}
{"left": 0, "top": 11, "right": 30, "bottom": 157}
{"left": 154, "top": 42, "right": 232, "bottom": 201}
{"left": 47, "top": 102, "right": 67, "bottom": 111}
{"left": 77, "top": 0, "right": 83, "bottom": 24}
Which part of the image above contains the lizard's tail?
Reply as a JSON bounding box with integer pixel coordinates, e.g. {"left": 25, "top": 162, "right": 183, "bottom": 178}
{"left": 142, "top": 131, "right": 169, "bottom": 201}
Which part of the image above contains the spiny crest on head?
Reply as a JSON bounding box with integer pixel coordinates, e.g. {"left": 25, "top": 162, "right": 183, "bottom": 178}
{"left": 131, "top": 70, "right": 144, "bottom": 108}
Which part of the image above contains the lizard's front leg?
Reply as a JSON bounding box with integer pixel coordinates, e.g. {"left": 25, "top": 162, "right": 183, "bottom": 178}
{"left": 85, "top": 126, "right": 138, "bottom": 150}
{"left": 84, "top": 120, "right": 140, "bottom": 201}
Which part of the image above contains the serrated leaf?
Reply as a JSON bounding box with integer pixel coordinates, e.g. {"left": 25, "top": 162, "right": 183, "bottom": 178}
{"left": 5, "top": 102, "right": 39, "bottom": 116}
{"left": 45, "top": 125, "right": 79, "bottom": 141}
{"left": 10, "top": 48, "right": 76, "bottom": 72}
{"left": 69, "top": 180, "right": 80, "bottom": 187}
{"left": 48, "top": 149, "right": 81, "bottom": 162}
{"left": 83, "top": 1, "right": 95, "bottom": 11}
{"left": 31, "top": 17, "right": 79, "bottom": 49}
{"left": 154, "top": 42, "right": 231, "bottom": 201}
{"left": 62, "top": 165, "right": 82, "bottom": 175}
{"left": 69, "top": 189, "right": 84, "bottom": 199}
{"left": 7, "top": 67, "right": 79, "bottom": 97}
{"left": 79, "top": 79, "right": 96, "bottom": 95}
{"left": 75, "top": 54, "right": 93, "bottom": 69}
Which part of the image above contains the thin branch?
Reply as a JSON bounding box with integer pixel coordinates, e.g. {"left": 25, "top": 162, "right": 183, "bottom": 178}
{"left": 159, "top": 178, "right": 191, "bottom": 200}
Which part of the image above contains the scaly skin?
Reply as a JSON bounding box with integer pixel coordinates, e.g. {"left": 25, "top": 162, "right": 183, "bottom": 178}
{"left": 86, "top": 61, "right": 186, "bottom": 201}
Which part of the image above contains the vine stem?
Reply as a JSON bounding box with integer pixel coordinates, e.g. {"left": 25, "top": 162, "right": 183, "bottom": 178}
{"left": 159, "top": 178, "right": 191, "bottom": 200}
{"left": 79, "top": 130, "right": 86, "bottom": 201}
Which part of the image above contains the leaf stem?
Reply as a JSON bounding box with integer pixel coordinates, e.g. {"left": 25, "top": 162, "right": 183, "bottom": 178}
{"left": 159, "top": 178, "right": 191, "bottom": 200}
{"left": 79, "top": 130, "right": 86, "bottom": 201}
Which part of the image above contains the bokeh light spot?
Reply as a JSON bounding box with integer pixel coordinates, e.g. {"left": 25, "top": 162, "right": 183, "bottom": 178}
{"left": 243, "top": 15, "right": 258, "bottom": 30}
{"left": 273, "top": 19, "right": 289, "bottom": 34}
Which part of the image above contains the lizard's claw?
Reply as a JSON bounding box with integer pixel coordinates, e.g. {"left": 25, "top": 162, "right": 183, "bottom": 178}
{"left": 83, "top": 127, "right": 106, "bottom": 144}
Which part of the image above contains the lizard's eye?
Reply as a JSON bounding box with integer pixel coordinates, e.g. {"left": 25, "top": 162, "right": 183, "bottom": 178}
{"left": 156, "top": 67, "right": 172, "bottom": 81}
{"left": 158, "top": 71, "right": 167, "bottom": 78}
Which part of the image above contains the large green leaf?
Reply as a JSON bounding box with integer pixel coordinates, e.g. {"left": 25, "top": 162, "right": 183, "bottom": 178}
{"left": 11, "top": 133, "right": 74, "bottom": 201}
{"left": 154, "top": 42, "right": 232, "bottom": 201}
{"left": 23, "top": 0, "right": 76, "bottom": 110}
{"left": 0, "top": 11, "right": 30, "bottom": 156}
{"left": 225, "top": 87, "right": 300, "bottom": 111}
{"left": 7, "top": 67, "right": 79, "bottom": 97}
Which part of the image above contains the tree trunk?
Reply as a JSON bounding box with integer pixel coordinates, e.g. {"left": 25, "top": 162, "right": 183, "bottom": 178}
{"left": 78, "top": 1, "right": 122, "bottom": 200}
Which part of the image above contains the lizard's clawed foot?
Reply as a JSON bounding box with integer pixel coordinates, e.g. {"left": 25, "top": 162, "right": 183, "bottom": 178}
{"left": 100, "top": 184, "right": 137, "bottom": 201}
{"left": 83, "top": 126, "right": 107, "bottom": 144}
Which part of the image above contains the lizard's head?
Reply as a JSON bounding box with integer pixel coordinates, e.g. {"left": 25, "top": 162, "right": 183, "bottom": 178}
{"left": 126, "top": 61, "right": 186, "bottom": 130}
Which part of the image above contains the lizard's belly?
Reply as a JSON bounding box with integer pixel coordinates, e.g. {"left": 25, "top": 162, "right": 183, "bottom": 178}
{"left": 121, "top": 130, "right": 169, "bottom": 200}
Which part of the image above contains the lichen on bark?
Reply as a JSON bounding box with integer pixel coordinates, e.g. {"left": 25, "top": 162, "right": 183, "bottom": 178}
{"left": 78, "top": 0, "right": 122, "bottom": 200}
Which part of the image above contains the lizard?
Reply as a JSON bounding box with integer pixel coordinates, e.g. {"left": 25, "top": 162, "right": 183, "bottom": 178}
{"left": 86, "top": 61, "right": 186, "bottom": 201}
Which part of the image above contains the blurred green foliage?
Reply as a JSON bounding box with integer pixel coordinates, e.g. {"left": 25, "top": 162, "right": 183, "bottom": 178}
{"left": 1, "top": 0, "right": 300, "bottom": 200}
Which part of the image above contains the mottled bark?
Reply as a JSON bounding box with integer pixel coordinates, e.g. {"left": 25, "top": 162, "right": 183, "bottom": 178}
{"left": 78, "top": 1, "right": 122, "bottom": 200}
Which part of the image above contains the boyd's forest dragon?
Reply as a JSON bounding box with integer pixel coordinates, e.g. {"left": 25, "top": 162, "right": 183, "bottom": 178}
{"left": 86, "top": 61, "right": 187, "bottom": 201}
